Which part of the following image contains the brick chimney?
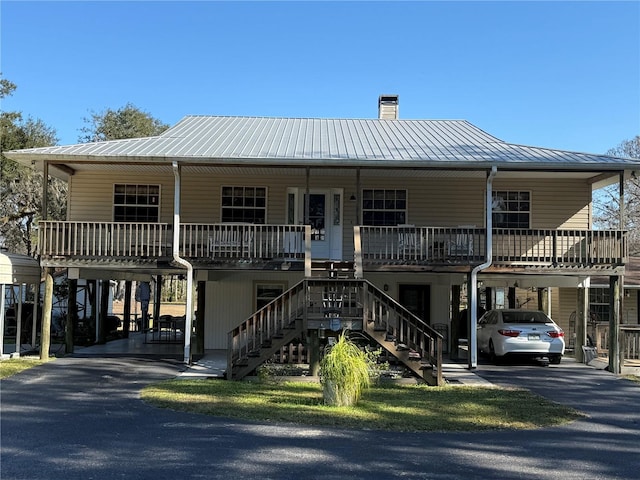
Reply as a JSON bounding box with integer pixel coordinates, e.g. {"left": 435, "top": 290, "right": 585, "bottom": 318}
{"left": 378, "top": 94, "right": 399, "bottom": 120}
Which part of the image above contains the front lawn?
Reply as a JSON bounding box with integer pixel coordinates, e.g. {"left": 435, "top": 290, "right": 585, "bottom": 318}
{"left": 0, "top": 358, "right": 50, "bottom": 379}
{"left": 142, "top": 379, "right": 583, "bottom": 432}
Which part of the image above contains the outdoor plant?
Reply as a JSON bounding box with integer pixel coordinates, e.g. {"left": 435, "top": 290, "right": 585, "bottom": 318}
{"left": 320, "top": 332, "right": 371, "bottom": 406}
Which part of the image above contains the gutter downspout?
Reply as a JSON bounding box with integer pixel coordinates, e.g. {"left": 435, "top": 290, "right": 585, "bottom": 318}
{"left": 468, "top": 166, "right": 497, "bottom": 369}
{"left": 172, "top": 161, "right": 194, "bottom": 364}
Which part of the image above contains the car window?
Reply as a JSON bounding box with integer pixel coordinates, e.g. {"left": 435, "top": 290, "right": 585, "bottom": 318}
{"left": 501, "top": 311, "right": 550, "bottom": 324}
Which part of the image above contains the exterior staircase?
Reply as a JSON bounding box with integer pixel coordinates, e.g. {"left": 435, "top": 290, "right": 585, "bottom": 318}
{"left": 227, "top": 266, "right": 444, "bottom": 385}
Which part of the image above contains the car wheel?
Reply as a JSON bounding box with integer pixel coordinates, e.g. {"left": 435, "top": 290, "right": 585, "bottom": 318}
{"left": 549, "top": 355, "right": 562, "bottom": 365}
{"left": 489, "top": 340, "right": 501, "bottom": 364}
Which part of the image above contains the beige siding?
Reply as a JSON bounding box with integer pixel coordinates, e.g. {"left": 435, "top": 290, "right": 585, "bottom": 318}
{"left": 204, "top": 272, "right": 304, "bottom": 349}
{"left": 493, "top": 179, "right": 591, "bottom": 229}
{"left": 68, "top": 172, "right": 175, "bottom": 222}
{"left": 67, "top": 172, "right": 593, "bottom": 259}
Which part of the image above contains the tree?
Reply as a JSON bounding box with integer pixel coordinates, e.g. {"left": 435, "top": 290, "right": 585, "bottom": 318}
{"left": 0, "top": 76, "right": 64, "bottom": 255}
{"left": 79, "top": 103, "right": 169, "bottom": 142}
{"left": 593, "top": 136, "right": 640, "bottom": 254}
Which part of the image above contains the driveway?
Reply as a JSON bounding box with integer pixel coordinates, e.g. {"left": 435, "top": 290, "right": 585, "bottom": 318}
{"left": 1, "top": 356, "right": 639, "bottom": 480}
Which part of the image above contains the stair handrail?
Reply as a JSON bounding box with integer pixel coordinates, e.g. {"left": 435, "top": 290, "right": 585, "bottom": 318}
{"left": 228, "top": 279, "right": 307, "bottom": 374}
{"left": 360, "top": 279, "right": 444, "bottom": 382}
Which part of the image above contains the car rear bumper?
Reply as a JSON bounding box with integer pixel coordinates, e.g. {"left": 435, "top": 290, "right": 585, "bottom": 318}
{"left": 495, "top": 338, "right": 565, "bottom": 356}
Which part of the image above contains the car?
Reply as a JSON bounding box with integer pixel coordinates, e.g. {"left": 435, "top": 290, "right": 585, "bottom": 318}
{"left": 477, "top": 309, "right": 565, "bottom": 364}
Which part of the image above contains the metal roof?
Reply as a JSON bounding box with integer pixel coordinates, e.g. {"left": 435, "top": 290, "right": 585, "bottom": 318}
{"left": 0, "top": 251, "right": 41, "bottom": 284}
{"left": 5, "top": 115, "right": 638, "bottom": 170}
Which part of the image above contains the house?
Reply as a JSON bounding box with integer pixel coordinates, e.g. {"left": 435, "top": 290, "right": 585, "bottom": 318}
{"left": 5, "top": 95, "right": 639, "bottom": 379}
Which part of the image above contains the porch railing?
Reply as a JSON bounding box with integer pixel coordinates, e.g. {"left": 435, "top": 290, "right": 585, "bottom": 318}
{"left": 179, "top": 223, "right": 310, "bottom": 262}
{"left": 355, "top": 226, "right": 626, "bottom": 268}
{"left": 39, "top": 221, "right": 310, "bottom": 266}
{"left": 594, "top": 323, "right": 640, "bottom": 361}
{"left": 39, "top": 221, "right": 171, "bottom": 258}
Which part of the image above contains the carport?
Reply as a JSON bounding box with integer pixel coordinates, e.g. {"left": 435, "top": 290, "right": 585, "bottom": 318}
{"left": 0, "top": 250, "right": 41, "bottom": 357}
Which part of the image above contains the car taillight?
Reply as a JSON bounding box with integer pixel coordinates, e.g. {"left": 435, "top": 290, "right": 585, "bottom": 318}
{"left": 498, "top": 329, "right": 521, "bottom": 337}
{"left": 546, "top": 330, "right": 564, "bottom": 338}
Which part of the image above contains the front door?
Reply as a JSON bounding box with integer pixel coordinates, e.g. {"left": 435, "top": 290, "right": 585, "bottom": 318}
{"left": 287, "top": 188, "right": 343, "bottom": 260}
{"left": 399, "top": 284, "right": 431, "bottom": 325}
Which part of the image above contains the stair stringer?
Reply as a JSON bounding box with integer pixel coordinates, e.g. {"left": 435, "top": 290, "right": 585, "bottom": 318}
{"left": 231, "top": 319, "right": 304, "bottom": 380}
{"left": 363, "top": 321, "right": 437, "bottom": 385}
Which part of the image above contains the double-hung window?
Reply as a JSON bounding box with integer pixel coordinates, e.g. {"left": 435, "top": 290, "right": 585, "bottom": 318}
{"left": 113, "top": 184, "right": 160, "bottom": 222}
{"left": 589, "top": 288, "right": 609, "bottom": 323}
{"left": 362, "top": 189, "right": 407, "bottom": 226}
{"left": 221, "top": 186, "right": 267, "bottom": 223}
{"left": 492, "top": 191, "right": 530, "bottom": 228}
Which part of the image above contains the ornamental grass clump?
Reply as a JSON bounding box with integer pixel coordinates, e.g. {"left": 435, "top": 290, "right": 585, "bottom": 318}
{"left": 320, "top": 333, "right": 371, "bottom": 407}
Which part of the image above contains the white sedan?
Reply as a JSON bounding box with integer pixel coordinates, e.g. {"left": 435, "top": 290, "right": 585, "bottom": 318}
{"left": 477, "top": 309, "right": 565, "bottom": 364}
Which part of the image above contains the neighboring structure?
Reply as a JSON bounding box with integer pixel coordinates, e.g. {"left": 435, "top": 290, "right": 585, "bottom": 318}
{"left": 5, "top": 95, "right": 640, "bottom": 377}
{"left": 0, "top": 250, "right": 41, "bottom": 357}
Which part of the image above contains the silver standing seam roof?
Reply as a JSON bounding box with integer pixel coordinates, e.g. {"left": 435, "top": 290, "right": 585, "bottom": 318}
{"left": 4, "top": 115, "right": 638, "bottom": 170}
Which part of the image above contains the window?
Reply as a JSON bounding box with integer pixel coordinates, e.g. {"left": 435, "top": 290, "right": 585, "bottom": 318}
{"left": 362, "top": 189, "right": 407, "bottom": 226}
{"left": 113, "top": 184, "right": 160, "bottom": 222}
{"left": 492, "top": 191, "right": 530, "bottom": 228}
{"left": 221, "top": 186, "right": 266, "bottom": 223}
{"left": 255, "top": 283, "right": 286, "bottom": 310}
{"left": 589, "top": 288, "right": 609, "bottom": 323}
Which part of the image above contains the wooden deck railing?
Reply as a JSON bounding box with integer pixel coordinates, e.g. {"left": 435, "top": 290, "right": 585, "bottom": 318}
{"left": 39, "top": 221, "right": 626, "bottom": 272}
{"left": 178, "top": 223, "right": 310, "bottom": 262}
{"left": 39, "top": 221, "right": 310, "bottom": 268}
{"left": 355, "top": 226, "right": 626, "bottom": 268}
{"left": 39, "top": 221, "right": 171, "bottom": 258}
{"left": 594, "top": 323, "right": 640, "bottom": 361}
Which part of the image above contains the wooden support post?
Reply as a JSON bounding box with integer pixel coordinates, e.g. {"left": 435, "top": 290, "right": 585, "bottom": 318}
{"left": 609, "top": 275, "right": 622, "bottom": 374}
{"left": 450, "top": 284, "right": 461, "bottom": 358}
{"left": 123, "top": 281, "right": 132, "bottom": 337}
{"left": 87, "top": 280, "right": 97, "bottom": 342}
{"left": 98, "top": 280, "right": 110, "bottom": 344}
{"left": 194, "top": 281, "right": 206, "bottom": 356}
{"left": 507, "top": 287, "right": 516, "bottom": 309}
{"left": 40, "top": 268, "right": 53, "bottom": 360}
{"left": 485, "top": 287, "right": 493, "bottom": 311}
{"left": 576, "top": 286, "right": 588, "bottom": 363}
{"left": 65, "top": 278, "right": 77, "bottom": 354}
{"left": 537, "top": 287, "right": 548, "bottom": 313}
{"left": 308, "top": 329, "right": 320, "bottom": 376}
{"left": 153, "top": 276, "right": 162, "bottom": 330}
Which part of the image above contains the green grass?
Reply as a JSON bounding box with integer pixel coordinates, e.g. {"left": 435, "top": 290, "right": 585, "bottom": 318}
{"left": 0, "top": 358, "right": 51, "bottom": 379}
{"left": 142, "top": 379, "right": 584, "bottom": 432}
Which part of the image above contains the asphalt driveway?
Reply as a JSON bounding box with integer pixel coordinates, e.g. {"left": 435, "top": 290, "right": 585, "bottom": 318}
{"left": 2, "top": 356, "right": 639, "bottom": 480}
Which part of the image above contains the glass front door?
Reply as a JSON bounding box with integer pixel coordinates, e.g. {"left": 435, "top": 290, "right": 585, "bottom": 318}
{"left": 287, "top": 188, "right": 343, "bottom": 260}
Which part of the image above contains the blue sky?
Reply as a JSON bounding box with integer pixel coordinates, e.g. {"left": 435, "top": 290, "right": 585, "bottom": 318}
{"left": 1, "top": 1, "right": 638, "bottom": 155}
